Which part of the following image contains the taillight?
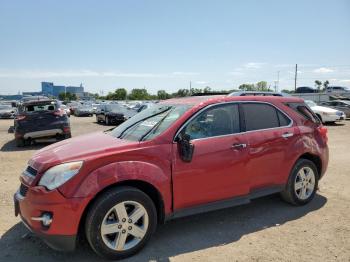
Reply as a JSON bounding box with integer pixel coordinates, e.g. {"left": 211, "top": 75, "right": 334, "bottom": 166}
{"left": 317, "top": 126, "right": 328, "bottom": 143}
{"left": 63, "top": 126, "right": 70, "bottom": 133}
{"left": 16, "top": 115, "right": 26, "bottom": 120}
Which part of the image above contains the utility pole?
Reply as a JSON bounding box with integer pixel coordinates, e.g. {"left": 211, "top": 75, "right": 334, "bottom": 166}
{"left": 277, "top": 71, "right": 280, "bottom": 92}
{"left": 189, "top": 81, "right": 192, "bottom": 95}
{"left": 294, "top": 64, "right": 298, "bottom": 92}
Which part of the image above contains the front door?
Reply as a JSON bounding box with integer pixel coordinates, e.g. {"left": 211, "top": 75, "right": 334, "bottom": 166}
{"left": 172, "top": 103, "right": 249, "bottom": 210}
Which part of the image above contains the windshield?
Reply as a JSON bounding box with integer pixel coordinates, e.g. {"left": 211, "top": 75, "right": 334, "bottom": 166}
{"left": 305, "top": 100, "right": 317, "bottom": 107}
{"left": 106, "top": 104, "right": 125, "bottom": 113}
{"left": 110, "top": 104, "right": 191, "bottom": 141}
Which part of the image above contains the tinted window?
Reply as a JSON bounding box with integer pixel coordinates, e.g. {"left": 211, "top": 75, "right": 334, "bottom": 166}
{"left": 184, "top": 104, "right": 240, "bottom": 140}
{"left": 286, "top": 102, "right": 320, "bottom": 124}
{"left": 242, "top": 103, "right": 279, "bottom": 131}
{"left": 277, "top": 111, "right": 291, "bottom": 126}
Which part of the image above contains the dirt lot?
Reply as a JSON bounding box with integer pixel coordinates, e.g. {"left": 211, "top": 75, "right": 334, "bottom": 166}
{"left": 0, "top": 116, "right": 349, "bottom": 262}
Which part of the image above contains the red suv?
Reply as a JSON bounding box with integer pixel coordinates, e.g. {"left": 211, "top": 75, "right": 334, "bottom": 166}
{"left": 14, "top": 96, "right": 328, "bottom": 259}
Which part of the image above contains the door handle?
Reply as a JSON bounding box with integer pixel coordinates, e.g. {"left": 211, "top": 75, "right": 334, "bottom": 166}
{"left": 231, "top": 143, "right": 247, "bottom": 149}
{"left": 282, "top": 132, "right": 294, "bottom": 138}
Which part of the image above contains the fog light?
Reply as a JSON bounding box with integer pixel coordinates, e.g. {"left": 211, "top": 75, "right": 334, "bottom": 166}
{"left": 31, "top": 213, "right": 52, "bottom": 227}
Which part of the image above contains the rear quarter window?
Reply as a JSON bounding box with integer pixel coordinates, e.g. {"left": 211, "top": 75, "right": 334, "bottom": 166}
{"left": 285, "top": 102, "right": 320, "bottom": 124}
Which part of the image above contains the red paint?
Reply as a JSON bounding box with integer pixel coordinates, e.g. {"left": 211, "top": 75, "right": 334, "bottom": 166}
{"left": 17, "top": 95, "right": 328, "bottom": 239}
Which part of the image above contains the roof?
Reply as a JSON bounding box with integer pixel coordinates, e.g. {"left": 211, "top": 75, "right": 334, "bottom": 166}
{"left": 22, "top": 99, "right": 55, "bottom": 106}
{"left": 161, "top": 95, "right": 304, "bottom": 107}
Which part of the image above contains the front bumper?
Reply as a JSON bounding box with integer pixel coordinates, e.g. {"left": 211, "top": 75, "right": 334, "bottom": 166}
{"left": 14, "top": 185, "right": 89, "bottom": 251}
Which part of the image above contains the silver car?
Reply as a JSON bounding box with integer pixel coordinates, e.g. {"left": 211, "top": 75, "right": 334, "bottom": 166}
{"left": 320, "top": 100, "right": 350, "bottom": 118}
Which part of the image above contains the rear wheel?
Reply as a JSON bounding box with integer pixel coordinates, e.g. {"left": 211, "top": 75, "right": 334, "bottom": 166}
{"left": 281, "top": 159, "right": 318, "bottom": 205}
{"left": 85, "top": 187, "right": 157, "bottom": 260}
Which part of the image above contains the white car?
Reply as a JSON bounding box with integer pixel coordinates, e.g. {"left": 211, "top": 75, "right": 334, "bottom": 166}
{"left": 305, "top": 100, "right": 345, "bottom": 123}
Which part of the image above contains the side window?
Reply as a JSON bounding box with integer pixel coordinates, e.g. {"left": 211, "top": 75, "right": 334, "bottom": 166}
{"left": 184, "top": 104, "right": 240, "bottom": 140}
{"left": 277, "top": 110, "right": 291, "bottom": 126}
{"left": 242, "top": 103, "right": 280, "bottom": 131}
{"left": 286, "top": 102, "right": 320, "bottom": 124}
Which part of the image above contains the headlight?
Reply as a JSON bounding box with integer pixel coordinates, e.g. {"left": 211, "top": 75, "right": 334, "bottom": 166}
{"left": 38, "top": 161, "right": 83, "bottom": 190}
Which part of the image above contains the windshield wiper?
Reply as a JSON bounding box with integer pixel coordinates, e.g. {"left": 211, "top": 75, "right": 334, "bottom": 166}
{"left": 139, "top": 109, "right": 172, "bottom": 141}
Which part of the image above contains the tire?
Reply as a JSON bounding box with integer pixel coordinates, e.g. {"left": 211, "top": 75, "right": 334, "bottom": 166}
{"left": 105, "top": 116, "right": 110, "bottom": 125}
{"left": 281, "top": 159, "right": 319, "bottom": 206}
{"left": 85, "top": 186, "right": 157, "bottom": 260}
{"left": 15, "top": 138, "right": 25, "bottom": 147}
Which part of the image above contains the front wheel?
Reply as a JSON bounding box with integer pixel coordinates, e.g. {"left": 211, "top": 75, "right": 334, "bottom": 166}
{"left": 281, "top": 159, "right": 318, "bottom": 205}
{"left": 85, "top": 187, "right": 157, "bottom": 260}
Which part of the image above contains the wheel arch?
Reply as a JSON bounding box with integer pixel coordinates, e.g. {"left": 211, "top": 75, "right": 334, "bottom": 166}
{"left": 297, "top": 152, "right": 322, "bottom": 176}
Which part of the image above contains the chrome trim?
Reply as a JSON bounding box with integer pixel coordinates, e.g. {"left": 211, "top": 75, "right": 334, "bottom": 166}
{"left": 282, "top": 132, "right": 294, "bottom": 138}
{"left": 173, "top": 101, "right": 294, "bottom": 142}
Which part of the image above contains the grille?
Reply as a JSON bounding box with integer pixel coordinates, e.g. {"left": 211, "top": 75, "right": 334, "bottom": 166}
{"left": 26, "top": 166, "right": 38, "bottom": 177}
{"left": 19, "top": 183, "right": 29, "bottom": 197}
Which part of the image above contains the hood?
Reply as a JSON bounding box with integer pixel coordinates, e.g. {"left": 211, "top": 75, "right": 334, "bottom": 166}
{"left": 311, "top": 105, "right": 338, "bottom": 113}
{"left": 29, "top": 131, "right": 138, "bottom": 172}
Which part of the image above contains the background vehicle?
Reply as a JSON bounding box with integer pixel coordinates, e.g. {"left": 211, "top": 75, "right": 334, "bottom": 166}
{"left": 96, "top": 104, "right": 136, "bottom": 125}
{"left": 325, "top": 86, "right": 350, "bottom": 93}
{"left": 295, "top": 86, "right": 317, "bottom": 93}
{"left": 74, "top": 106, "right": 93, "bottom": 117}
{"left": 305, "top": 100, "right": 345, "bottom": 123}
{"left": 60, "top": 105, "right": 71, "bottom": 117}
{"left": 14, "top": 99, "right": 71, "bottom": 146}
{"left": 320, "top": 100, "right": 350, "bottom": 118}
{"left": 0, "top": 104, "right": 17, "bottom": 119}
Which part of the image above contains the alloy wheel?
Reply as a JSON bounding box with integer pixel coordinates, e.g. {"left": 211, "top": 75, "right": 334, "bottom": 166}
{"left": 100, "top": 201, "right": 149, "bottom": 251}
{"left": 294, "top": 166, "right": 316, "bottom": 200}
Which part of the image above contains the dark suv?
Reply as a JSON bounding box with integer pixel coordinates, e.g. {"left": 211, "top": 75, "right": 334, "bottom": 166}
{"left": 14, "top": 99, "right": 71, "bottom": 146}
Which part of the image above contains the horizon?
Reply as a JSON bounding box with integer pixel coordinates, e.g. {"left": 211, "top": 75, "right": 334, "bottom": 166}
{"left": 1, "top": 0, "right": 350, "bottom": 95}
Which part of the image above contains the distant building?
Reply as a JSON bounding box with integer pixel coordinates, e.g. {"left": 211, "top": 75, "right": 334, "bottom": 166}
{"left": 41, "top": 82, "right": 84, "bottom": 97}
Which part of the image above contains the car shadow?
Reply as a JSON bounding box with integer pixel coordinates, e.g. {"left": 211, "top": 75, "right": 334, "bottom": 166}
{"left": 0, "top": 139, "right": 49, "bottom": 152}
{"left": 324, "top": 122, "right": 345, "bottom": 126}
{"left": 0, "top": 194, "right": 327, "bottom": 262}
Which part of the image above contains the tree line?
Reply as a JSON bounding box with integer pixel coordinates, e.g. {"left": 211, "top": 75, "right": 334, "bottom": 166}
{"left": 59, "top": 79, "right": 332, "bottom": 101}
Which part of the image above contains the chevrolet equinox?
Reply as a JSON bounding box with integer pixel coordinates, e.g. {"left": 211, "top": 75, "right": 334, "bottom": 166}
{"left": 14, "top": 95, "right": 329, "bottom": 260}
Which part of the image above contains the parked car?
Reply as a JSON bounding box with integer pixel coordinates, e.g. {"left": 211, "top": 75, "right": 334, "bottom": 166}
{"left": 305, "top": 100, "right": 345, "bottom": 123}
{"left": 228, "top": 91, "right": 290, "bottom": 97}
{"left": 74, "top": 106, "right": 93, "bottom": 117}
{"left": 60, "top": 105, "right": 71, "bottom": 117}
{"left": 325, "top": 86, "right": 350, "bottom": 93}
{"left": 0, "top": 104, "right": 17, "bottom": 119}
{"left": 14, "top": 99, "right": 71, "bottom": 146}
{"left": 14, "top": 95, "right": 329, "bottom": 259}
{"left": 96, "top": 104, "right": 136, "bottom": 125}
{"left": 295, "top": 86, "right": 317, "bottom": 93}
{"left": 320, "top": 100, "right": 350, "bottom": 118}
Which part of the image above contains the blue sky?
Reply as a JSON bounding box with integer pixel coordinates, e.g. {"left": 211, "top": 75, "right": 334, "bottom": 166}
{"left": 0, "top": 0, "right": 350, "bottom": 95}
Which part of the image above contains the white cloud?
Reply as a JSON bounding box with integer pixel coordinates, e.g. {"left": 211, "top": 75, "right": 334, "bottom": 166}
{"left": 172, "top": 72, "right": 199, "bottom": 76}
{"left": 339, "top": 79, "right": 350, "bottom": 83}
{"left": 313, "top": 67, "right": 334, "bottom": 73}
{"left": 228, "top": 71, "right": 244, "bottom": 76}
{"left": 195, "top": 81, "right": 208, "bottom": 84}
{"left": 0, "top": 70, "right": 200, "bottom": 79}
{"left": 244, "top": 62, "right": 266, "bottom": 69}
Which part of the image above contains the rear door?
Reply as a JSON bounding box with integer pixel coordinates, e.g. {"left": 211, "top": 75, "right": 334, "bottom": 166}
{"left": 172, "top": 103, "right": 250, "bottom": 210}
{"left": 240, "top": 102, "right": 298, "bottom": 189}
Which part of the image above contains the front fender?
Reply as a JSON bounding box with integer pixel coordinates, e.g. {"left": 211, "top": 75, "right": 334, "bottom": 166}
{"left": 59, "top": 161, "right": 172, "bottom": 214}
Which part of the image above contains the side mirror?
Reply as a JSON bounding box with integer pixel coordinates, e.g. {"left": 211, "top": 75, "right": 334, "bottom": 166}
{"left": 177, "top": 132, "right": 194, "bottom": 162}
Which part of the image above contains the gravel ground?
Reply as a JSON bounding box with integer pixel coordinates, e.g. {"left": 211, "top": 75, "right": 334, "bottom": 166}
{"left": 0, "top": 116, "right": 349, "bottom": 262}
